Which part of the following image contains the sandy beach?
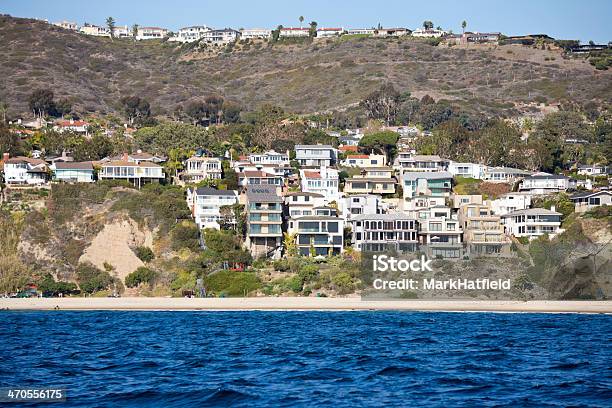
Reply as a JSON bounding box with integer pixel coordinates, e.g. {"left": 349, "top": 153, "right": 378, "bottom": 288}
{"left": 1, "top": 297, "right": 611, "bottom": 313}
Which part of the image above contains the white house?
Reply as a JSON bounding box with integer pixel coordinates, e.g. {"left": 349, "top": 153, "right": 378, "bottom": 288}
{"left": 285, "top": 192, "right": 327, "bottom": 219}
{"left": 202, "top": 29, "right": 240, "bottom": 44}
{"left": 54, "top": 21, "right": 78, "bottom": 31}
{"left": 570, "top": 191, "right": 612, "bottom": 213}
{"left": 176, "top": 26, "right": 210, "bottom": 42}
{"left": 182, "top": 156, "right": 223, "bottom": 182}
{"left": 287, "top": 210, "right": 344, "bottom": 257}
{"left": 317, "top": 27, "right": 343, "bottom": 38}
{"left": 248, "top": 150, "right": 290, "bottom": 167}
{"left": 295, "top": 145, "right": 337, "bottom": 167}
{"left": 279, "top": 27, "right": 310, "bottom": 38}
{"left": 340, "top": 194, "right": 383, "bottom": 221}
{"left": 340, "top": 153, "right": 386, "bottom": 167}
{"left": 417, "top": 206, "right": 463, "bottom": 259}
{"left": 1, "top": 154, "right": 49, "bottom": 185}
{"left": 98, "top": 160, "right": 164, "bottom": 188}
{"left": 136, "top": 27, "right": 169, "bottom": 40}
{"left": 240, "top": 28, "right": 272, "bottom": 39}
{"left": 501, "top": 208, "right": 564, "bottom": 239}
{"left": 112, "top": 25, "right": 130, "bottom": 38}
{"left": 346, "top": 28, "right": 375, "bottom": 36}
{"left": 395, "top": 154, "right": 449, "bottom": 172}
{"left": 519, "top": 173, "right": 576, "bottom": 195}
{"left": 376, "top": 28, "right": 410, "bottom": 37}
{"left": 577, "top": 164, "right": 609, "bottom": 176}
{"left": 187, "top": 187, "right": 239, "bottom": 230}
{"left": 484, "top": 166, "right": 532, "bottom": 183}
{"left": 300, "top": 167, "right": 339, "bottom": 203}
{"left": 412, "top": 28, "right": 447, "bottom": 38}
{"left": 489, "top": 193, "right": 532, "bottom": 216}
{"left": 352, "top": 213, "right": 418, "bottom": 253}
{"left": 53, "top": 119, "right": 90, "bottom": 135}
{"left": 448, "top": 161, "right": 486, "bottom": 180}
{"left": 79, "top": 24, "right": 109, "bottom": 37}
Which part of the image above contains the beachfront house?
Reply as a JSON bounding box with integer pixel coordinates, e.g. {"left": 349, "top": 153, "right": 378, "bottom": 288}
{"left": 501, "top": 208, "right": 564, "bottom": 239}
{"left": 245, "top": 185, "right": 283, "bottom": 259}
{"left": 98, "top": 160, "right": 164, "bottom": 188}
{"left": 351, "top": 213, "right": 418, "bottom": 253}
{"left": 52, "top": 162, "right": 95, "bottom": 183}
{"left": 417, "top": 206, "right": 463, "bottom": 259}
{"left": 458, "top": 203, "right": 510, "bottom": 256}
{"left": 287, "top": 210, "right": 344, "bottom": 257}
{"left": 186, "top": 187, "right": 239, "bottom": 230}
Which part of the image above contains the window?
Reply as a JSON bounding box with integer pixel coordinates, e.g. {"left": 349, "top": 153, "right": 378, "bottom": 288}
{"left": 328, "top": 222, "right": 339, "bottom": 233}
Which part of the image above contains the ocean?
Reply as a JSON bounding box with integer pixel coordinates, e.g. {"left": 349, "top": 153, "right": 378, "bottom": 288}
{"left": 0, "top": 311, "right": 610, "bottom": 407}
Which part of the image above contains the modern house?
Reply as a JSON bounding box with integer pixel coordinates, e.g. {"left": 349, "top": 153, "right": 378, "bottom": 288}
{"left": 245, "top": 185, "right": 283, "bottom": 259}
{"left": 112, "top": 25, "right": 130, "bottom": 38}
{"left": 238, "top": 170, "right": 284, "bottom": 193}
{"left": 346, "top": 28, "right": 375, "bottom": 36}
{"left": 375, "top": 28, "right": 411, "bottom": 37}
{"left": 248, "top": 150, "right": 290, "bottom": 167}
{"left": 344, "top": 168, "right": 396, "bottom": 195}
{"left": 577, "top": 164, "right": 609, "bottom": 176}
{"left": 418, "top": 206, "right": 463, "bottom": 259}
{"left": 483, "top": 167, "right": 532, "bottom": 183}
{"left": 340, "top": 194, "right": 384, "bottom": 221}
{"left": 395, "top": 154, "right": 449, "bottom": 173}
{"left": 458, "top": 203, "right": 510, "bottom": 256}
{"left": 340, "top": 153, "right": 386, "bottom": 167}
{"left": 452, "top": 194, "right": 484, "bottom": 209}
{"left": 176, "top": 25, "right": 210, "bottom": 42}
{"left": 202, "top": 29, "right": 240, "bottom": 44}
{"left": 182, "top": 156, "right": 223, "bottom": 182}
{"left": 501, "top": 208, "right": 564, "bottom": 239}
{"left": 54, "top": 21, "right": 78, "bottom": 31}
{"left": 79, "top": 24, "right": 109, "bottom": 37}
{"left": 98, "top": 161, "right": 164, "bottom": 187}
{"left": 240, "top": 28, "right": 272, "bottom": 39}
{"left": 287, "top": 213, "right": 344, "bottom": 257}
{"left": 279, "top": 27, "right": 310, "bottom": 38}
{"left": 402, "top": 171, "right": 453, "bottom": 199}
{"left": 52, "top": 161, "right": 95, "bottom": 183}
{"left": 412, "top": 28, "right": 447, "bottom": 38}
{"left": 448, "top": 161, "right": 487, "bottom": 180}
{"left": 489, "top": 193, "right": 532, "bottom": 216}
{"left": 295, "top": 145, "right": 337, "bottom": 167}
{"left": 136, "top": 27, "right": 169, "bottom": 40}
{"left": 351, "top": 213, "right": 418, "bottom": 253}
{"left": 570, "top": 191, "right": 612, "bottom": 213}
{"left": 186, "top": 187, "right": 239, "bottom": 230}
{"left": 285, "top": 192, "right": 326, "bottom": 219}
{"left": 1, "top": 154, "right": 49, "bottom": 185}
{"left": 300, "top": 167, "right": 340, "bottom": 203}
{"left": 519, "top": 173, "right": 576, "bottom": 195}
{"left": 460, "top": 32, "right": 501, "bottom": 44}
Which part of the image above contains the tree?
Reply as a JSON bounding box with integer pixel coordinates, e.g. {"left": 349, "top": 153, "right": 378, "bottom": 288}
{"left": 125, "top": 267, "right": 156, "bottom": 288}
{"left": 134, "top": 246, "right": 155, "bottom": 262}
{"left": 52, "top": 98, "right": 72, "bottom": 117}
{"left": 358, "top": 130, "right": 399, "bottom": 163}
{"left": 0, "top": 124, "right": 21, "bottom": 156}
{"left": 418, "top": 101, "right": 454, "bottom": 130}
{"left": 134, "top": 122, "right": 208, "bottom": 154}
{"left": 76, "top": 262, "right": 113, "bottom": 294}
{"left": 185, "top": 101, "right": 207, "bottom": 125}
{"left": 309, "top": 21, "right": 318, "bottom": 38}
{"left": 360, "top": 84, "right": 401, "bottom": 125}
{"left": 120, "top": 95, "right": 151, "bottom": 125}
{"left": 299, "top": 16, "right": 304, "bottom": 29}
{"left": 271, "top": 25, "right": 283, "bottom": 42}
{"left": 28, "top": 89, "right": 55, "bottom": 118}
{"left": 106, "top": 17, "right": 116, "bottom": 40}
{"left": 423, "top": 21, "right": 434, "bottom": 30}
{"left": 132, "top": 24, "right": 139, "bottom": 41}
{"left": 461, "top": 20, "right": 467, "bottom": 34}
{"left": 222, "top": 102, "right": 241, "bottom": 124}
{"left": 73, "top": 133, "right": 113, "bottom": 161}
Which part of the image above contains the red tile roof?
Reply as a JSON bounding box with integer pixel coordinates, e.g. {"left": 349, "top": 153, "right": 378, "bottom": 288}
{"left": 347, "top": 154, "right": 369, "bottom": 159}
{"left": 56, "top": 120, "right": 89, "bottom": 127}
{"left": 339, "top": 145, "right": 358, "bottom": 152}
{"left": 302, "top": 171, "right": 321, "bottom": 179}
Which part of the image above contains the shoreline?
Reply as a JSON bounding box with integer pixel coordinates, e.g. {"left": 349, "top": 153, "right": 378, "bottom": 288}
{"left": 1, "top": 297, "right": 611, "bottom": 313}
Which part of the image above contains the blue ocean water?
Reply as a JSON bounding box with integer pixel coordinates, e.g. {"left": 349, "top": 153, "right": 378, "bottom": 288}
{"left": 0, "top": 311, "right": 610, "bottom": 407}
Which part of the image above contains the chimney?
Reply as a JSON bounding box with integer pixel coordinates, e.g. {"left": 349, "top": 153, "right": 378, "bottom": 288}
{"left": 122, "top": 152, "right": 129, "bottom": 162}
{"left": 2, "top": 152, "right": 9, "bottom": 163}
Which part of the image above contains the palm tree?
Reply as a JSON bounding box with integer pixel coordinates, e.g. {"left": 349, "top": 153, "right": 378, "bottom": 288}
{"left": 106, "top": 16, "right": 116, "bottom": 40}
{"left": 461, "top": 20, "right": 467, "bottom": 34}
{"left": 299, "top": 16, "right": 304, "bottom": 29}
{"left": 132, "top": 24, "right": 139, "bottom": 41}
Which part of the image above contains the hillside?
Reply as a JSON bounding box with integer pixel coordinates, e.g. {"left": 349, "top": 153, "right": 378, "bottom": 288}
{"left": 1, "top": 15, "right": 610, "bottom": 119}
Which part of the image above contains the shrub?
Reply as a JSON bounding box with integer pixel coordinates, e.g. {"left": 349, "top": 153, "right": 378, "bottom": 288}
{"left": 171, "top": 222, "right": 200, "bottom": 251}
{"left": 125, "top": 267, "right": 157, "bottom": 288}
{"left": 203, "top": 271, "right": 261, "bottom": 296}
{"left": 76, "top": 262, "right": 113, "bottom": 294}
{"left": 273, "top": 258, "right": 290, "bottom": 272}
{"left": 134, "top": 246, "right": 155, "bottom": 262}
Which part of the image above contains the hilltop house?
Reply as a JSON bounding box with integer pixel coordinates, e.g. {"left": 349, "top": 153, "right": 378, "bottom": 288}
{"left": 279, "top": 27, "right": 310, "bottom": 38}
{"left": 346, "top": 28, "right": 375, "bottom": 36}
{"left": 483, "top": 167, "right": 532, "bottom": 183}
{"left": 1, "top": 154, "right": 49, "bottom": 185}
{"left": 412, "top": 28, "right": 447, "bottom": 38}
{"left": 340, "top": 153, "right": 386, "bottom": 167}
{"left": 240, "top": 28, "right": 272, "bottom": 39}
{"left": 295, "top": 145, "right": 337, "bottom": 167}
{"left": 316, "top": 28, "right": 343, "bottom": 38}
{"left": 351, "top": 213, "right": 418, "bottom": 253}
{"left": 136, "top": 27, "right": 169, "bottom": 40}
{"left": 460, "top": 32, "right": 500, "bottom": 44}
{"left": 285, "top": 192, "right": 326, "bottom": 219}
{"left": 518, "top": 173, "right": 576, "bottom": 195}
{"left": 52, "top": 161, "right": 95, "bottom": 183}
{"left": 186, "top": 187, "right": 239, "bottom": 230}
{"left": 99, "top": 160, "right": 164, "bottom": 188}
{"left": 112, "top": 25, "right": 130, "bottom": 38}
{"left": 448, "top": 161, "right": 486, "bottom": 180}
{"left": 182, "top": 156, "right": 223, "bottom": 182}
{"left": 245, "top": 185, "right": 283, "bottom": 259}
{"left": 300, "top": 167, "right": 339, "bottom": 203}
{"left": 54, "top": 21, "right": 78, "bottom": 31}
{"left": 501, "top": 208, "right": 563, "bottom": 239}
{"left": 375, "top": 28, "right": 411, "bottom": 37}
{"left": 79, "top": 24, "right": 109, "bottom": 37}
{"left": 287, "top": 208, "right": 344, "bottom": 257}
{"left": 458, "top": 203, "right": 510, "bottom": 256}
{"left": 202, "top": 29, "right": 240, "bottom": 44}
{"left": 570, "top": 191, "right": 612, "bottom": 213}
{"left": 176, "top": 25, "right": 210, "bottom": 42}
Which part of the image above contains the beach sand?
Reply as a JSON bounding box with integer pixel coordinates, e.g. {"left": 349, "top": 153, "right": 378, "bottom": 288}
{"left": 1, "top": 297, "right": 611, "bottom": 313}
